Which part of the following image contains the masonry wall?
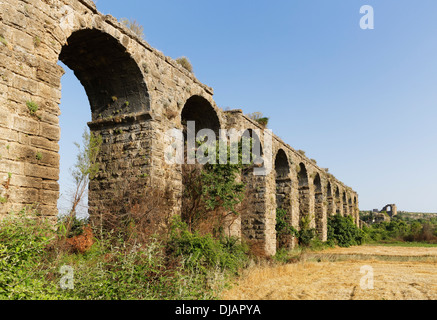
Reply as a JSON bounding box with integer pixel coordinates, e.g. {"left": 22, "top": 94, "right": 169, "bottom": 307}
{"left": 0, "top": 0, "right": 360, "bottom": 255}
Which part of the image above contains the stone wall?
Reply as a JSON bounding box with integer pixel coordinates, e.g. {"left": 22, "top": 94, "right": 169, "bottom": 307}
{"left": 0, "top": 0, "right": 359, "bottom": 255}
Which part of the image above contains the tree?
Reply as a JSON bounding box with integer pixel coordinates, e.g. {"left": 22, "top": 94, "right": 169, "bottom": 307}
{"left": 66, "top": 128, "right": 102, "bottom": 226}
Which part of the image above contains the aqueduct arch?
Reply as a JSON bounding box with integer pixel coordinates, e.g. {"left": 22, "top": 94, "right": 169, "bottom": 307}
{"left": 326, "top": 181, "right": 334, "bottom": 216}
{"left": 274, "top": 149, "right": 293, "bottom": 249}
{"left": 181, "top": 95, "right": 221, "bottom": 138}
{"left": 60, "top": 29, "right": 150, "bottom": 120}
{"left": 342, "top": 191, "right": 348, "bottom": 216}
{"left": 0, "top": 0, "right": 359, "bottom": 256}
{"left": 313, "top": 173, "right": 326, "bottom": 241}
{"left": 297, "top": 163, "right": 310, "bottom": 230}
{"left": 60, "top": 28, "right": 152, "bottom": 218}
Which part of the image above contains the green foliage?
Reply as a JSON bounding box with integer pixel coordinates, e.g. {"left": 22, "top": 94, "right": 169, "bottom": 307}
{"left": 0, "top": 35, "right": 7, "bottom": 46}
{"left": 72, "top": 128, "right": 102, "bottom": 185}
{"left": 57, "top": 216, "right": 88, "bottom": 239}
{"left": 35, "top": 152, "right": 43, "bottom": 161}
{"left": 298, "top": 214, "right": 316, "bottom": 247}
{"left": 276, "top": 208, "right": 297, "bottom": 237}
{"left": 0, "top": 208, "right": 250, "bottom": 300}
{"left": 201, "top": 150, "right": 245, "bottom": 216}
{"left": 276, "top": 208, "right": 298, "bottom": 248}
{"left": 246, "top": 112, "right": 269, "bottom": 127}
{"left": 182, "top": 138, "right": 247, "bottom": 235}
{"left": 327, "top": 214, "right": 365, "bottom": 247}
{"left": 0, "top": 208, "right": 58, "bottom": 299}
{"left": 168, "top": 217, "right": 249, "bottom": 275}
{"left": 26, "top": 100, "right": 39, "bottom": 114}
{"left": 362, "top": 216, "right": 437, "bottom": 244}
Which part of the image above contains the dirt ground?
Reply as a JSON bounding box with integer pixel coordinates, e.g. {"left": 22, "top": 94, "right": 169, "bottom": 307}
{"left": 221, "top": 246, "right": 437, "bottom": 300}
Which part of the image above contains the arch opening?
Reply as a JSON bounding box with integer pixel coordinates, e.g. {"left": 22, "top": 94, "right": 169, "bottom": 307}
{"left": 240, "top": 129, "right": 267, "bottom": 245}
{"left": 326, "top": 182, "right": 335, "bottom": 216}
{"left": 180, "top": 95, "right": 224, "bottom": 233}
{"left": 313, "top": 173, "right": 324, "bottom": 239}
{"left": 181, "top": 95, "right": 221, "bottom": 139}
{"left": 60, "top": 29, "right": 150, "bottom": 121}
{"left": 343, "top": 192, "right": 348, "bottom": 216}
{"left": 274, "top": 149, "right": 293, "bottom": 249}
{"left": 335, "top": 187, "right": 341, "bottom": 215}
{"left": 57, "top": 28, "right": 151, "bottom": 221}
{"left": 241, "top": 129, "right": 264, "bottom": 172}
{"left": 298, "top": 163, "right": 310, "bottom": 230}
{"left": 348, "top": 196, "right": 354, "bottom": 220}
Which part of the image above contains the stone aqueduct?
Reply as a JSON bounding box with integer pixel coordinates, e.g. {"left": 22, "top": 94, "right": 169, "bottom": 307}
{"left": 0, "top": 0, "right": 359, "bottom": 255}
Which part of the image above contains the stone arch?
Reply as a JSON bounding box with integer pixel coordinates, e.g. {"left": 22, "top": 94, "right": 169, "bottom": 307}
{"left": 381, "top": 204, "right": 397, "bottom": 218}
{"left": 348, "top": 195, "right": 354, "bottom": 219}
{"left": 181, "top": 95, "right": 221, "bottom": 139}
{"left": 60, "top": 29, "right": 150, "bottom": 121}
{"left": 240, "top": 128, "right": 268, "bottom": 250}
{"left": 240, "top": 129, "right": 264, "bottom": 177}
{"left": 326, "top": 181, "right": 335, "bottom": 216}
{"left": 342, "top": 191, "right": 348, "bottom": 216}
{"left": 335, "top": 186, "right": 341, "bottom": 215}
{"left": 180, "top": 95, "right": 221, "bottom": 231}
{"left": 274, "top": 149, "right": 293, "bottom": 249}
{"left": 58, "top": 28, "right": 152, "bottom": 219}
{"left": 313, "top": 173, "right": 325, "bottom": 240}
{"left": 297, "top": 163, "right": 310, "bottom": 230}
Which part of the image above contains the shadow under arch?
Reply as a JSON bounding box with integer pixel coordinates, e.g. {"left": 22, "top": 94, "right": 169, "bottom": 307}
{"left": 335, "top": 186, "right": 341, "bottom": 215}
{"left": 342, "top": 191, "right": 348, "bottom": 216}
{"left": 298, "top": 163, "right": 310, "bottom": 229}
{"left": 326, "top": 181, "right": 335, "bottom": 216}
{"left": 60, "top": 28, "right": 150, "bottom": 121}
{"left": 240, "top": 129, "right": 264, "bottom": 174}
{"left": 313, "top": 173, "right": 324, "bottom": 239}
{"left": 274, "top": 149, "right": 293, "bottom": 249}
{"left": 180, "top": 95, "right": 222, "bottom": 232}
{"left": 181, "top": 95, "right": 221, "bottom": 138}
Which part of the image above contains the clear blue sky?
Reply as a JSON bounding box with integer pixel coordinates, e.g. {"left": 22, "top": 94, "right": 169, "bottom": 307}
{"left": 58, "top": 0, "right": 437, "bottom": 214}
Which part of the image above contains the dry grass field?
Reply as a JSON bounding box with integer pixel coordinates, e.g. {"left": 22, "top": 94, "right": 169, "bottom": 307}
{"left": 222, "top": 246, "right": 437, "bottom": 300}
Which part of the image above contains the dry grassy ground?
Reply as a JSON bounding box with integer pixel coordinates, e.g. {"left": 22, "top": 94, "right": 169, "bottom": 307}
{"left": 222, "top": 246, "right": 437, "bottom": 300}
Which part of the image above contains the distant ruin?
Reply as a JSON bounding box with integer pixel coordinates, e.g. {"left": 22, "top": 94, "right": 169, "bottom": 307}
{"left": 380, "top": 204, "right": 398, "bottom": 218}
{"left": 0, "top": 0, "right": 359, "bottom": 255}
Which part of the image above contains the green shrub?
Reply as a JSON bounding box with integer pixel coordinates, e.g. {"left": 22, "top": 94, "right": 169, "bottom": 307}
{"left": 0, "top": 208, "right": 60, "bottom": 299}
{"left": 327, "top": 214, "right": 365, "bottom": 247}
{"left": 168, "top": 216, "right": 248, "bottom": 275}
{"left": 363, "top": 217, "right": 437, "bottom": 244}
{"left": 298, "top": 214, "right": 316, "bottom": 247}
{"left": 246, "top": 112, "right": 269, "bottom": 127}
{"left": 26, "top": 100, "right": 39, "bottom": 114}
{"left": 0, "top": 208, "right": 243, "bottom": 300}
{"left": 276, "top": 208, "right": 298, "bottom": 248}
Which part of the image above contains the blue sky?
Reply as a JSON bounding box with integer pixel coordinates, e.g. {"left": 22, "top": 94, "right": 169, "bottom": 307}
{"left": 58, "top": 0, "right": 437, "bottom": 214}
